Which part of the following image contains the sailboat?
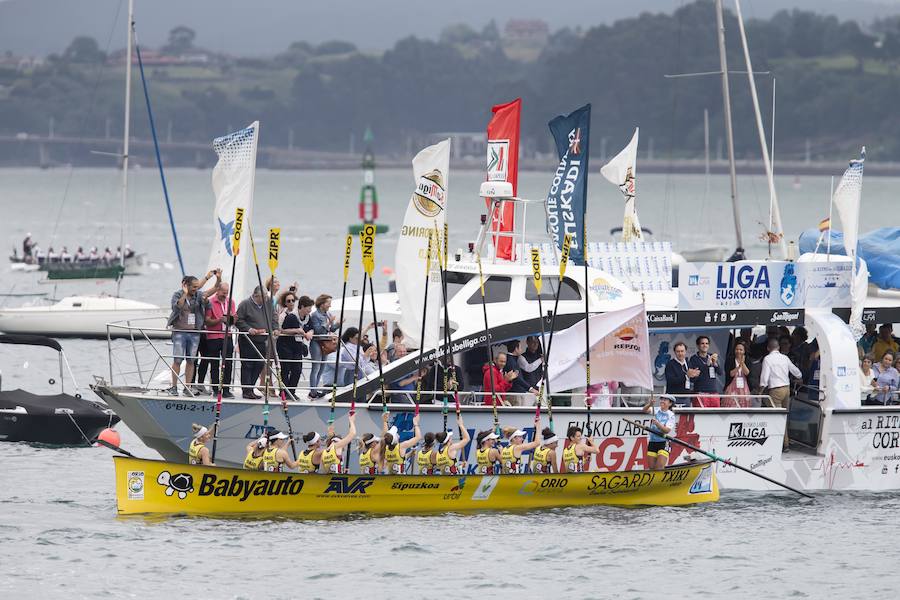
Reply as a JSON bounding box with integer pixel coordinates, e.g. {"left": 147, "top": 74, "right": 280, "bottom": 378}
{"left": 0, "top": 0, "right": 169, "bottom": 339}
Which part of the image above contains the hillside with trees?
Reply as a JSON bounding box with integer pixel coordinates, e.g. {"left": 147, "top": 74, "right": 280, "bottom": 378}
{"left": 2, "top": 1, "right": 900, "bottom": 164}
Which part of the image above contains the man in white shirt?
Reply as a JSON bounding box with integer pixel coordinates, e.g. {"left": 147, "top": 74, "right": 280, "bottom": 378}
{"left": 759, "top": 337, "right": 801, "bottom": 451}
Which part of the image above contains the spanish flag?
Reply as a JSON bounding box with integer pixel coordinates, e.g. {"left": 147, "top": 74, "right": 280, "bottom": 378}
{"left": 818, "top": 216, "right": 831, "bottom": 232}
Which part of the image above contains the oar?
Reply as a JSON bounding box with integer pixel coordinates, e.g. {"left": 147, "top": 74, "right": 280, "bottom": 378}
{"left": 329, "top": 235, "right": 353, "bottom": 425}
{"left": 211, "top": 206, "right": 243, "bottom": 463}
{"left": 582, "top": 239, "right": 593, "bottom": 436}
{"left": 541, "top": 233, "right": 572, "bottom": 432}
{"left": 413, "top": 232, "right": 434, "bottom": 418}
{"left": 475, "top": 253, "right": 499, "bottom": 434}
{"left": 362, "top": 223, "right": 387, "bottom": 412}
{"left": 432, "top": 222, "right": 452, "bottom": 431}
{"left": 622, "top": 418, "right": 813, "bottom": 499}
{"left": 94, "top": 437, "right": 137, "bottom": 458}
{"left": 530, "top": 247, "right": 553, "bottom": 432}
{"left": 248, "top": 224, "right": 296, "bottom": 460}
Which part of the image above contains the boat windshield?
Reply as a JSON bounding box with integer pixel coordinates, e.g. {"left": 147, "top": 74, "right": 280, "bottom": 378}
{"left": 525, "top": 276, "right": 581, "bottom": 301}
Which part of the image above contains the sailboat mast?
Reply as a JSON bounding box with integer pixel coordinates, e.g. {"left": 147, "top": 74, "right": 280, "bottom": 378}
{"left": 733, "top": 0, "right": 787, "bottom": 258}
{"left": 120, "top": 0, "right": 134, "bottom": 269}
{"left": 714, "top": 0, "right": 743, "bottom": 251}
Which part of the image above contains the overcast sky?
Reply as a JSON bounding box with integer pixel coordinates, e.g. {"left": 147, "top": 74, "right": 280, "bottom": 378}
{"left": 2, "top": 0, "right": 900, "bottom": 56}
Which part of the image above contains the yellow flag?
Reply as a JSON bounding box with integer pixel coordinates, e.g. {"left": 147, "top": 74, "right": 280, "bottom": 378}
{"left": 360, "top": 223, "right": 376, "bottom": 276}
{"left": 342, "top": 235, "right": 353, "bottom": 282}
{"left": 531, "top": 248, "right": 542, "bottom": 295}
{"left": 233, "top": 207, "right": 244, "bottom": 256}
{"left": 559, "top": 233, "right": 572, "bottom": 280}
{"left": 267, "top": 228, "right": 280, "bottom": 273}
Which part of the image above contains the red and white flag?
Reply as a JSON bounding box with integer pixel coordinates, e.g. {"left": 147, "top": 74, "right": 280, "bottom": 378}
{"left": 485, "top": 99, "right": 521, "bottom": 261}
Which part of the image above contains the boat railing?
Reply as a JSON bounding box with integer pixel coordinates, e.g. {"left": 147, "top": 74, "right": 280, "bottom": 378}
{"left": 365, "top": 389, "right": 776, "bottom": 409}
{"left": 102, "top": 321, "right": 778, "bottom": 409}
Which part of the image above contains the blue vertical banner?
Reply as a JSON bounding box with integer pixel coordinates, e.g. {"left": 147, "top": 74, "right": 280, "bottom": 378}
{"left": 545, "top": 104, "right": 591, "bottom": 266}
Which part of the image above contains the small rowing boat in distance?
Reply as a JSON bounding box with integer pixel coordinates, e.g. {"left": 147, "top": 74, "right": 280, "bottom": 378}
{"left": 114, "top": 456, "right": 719, "bottom": 516}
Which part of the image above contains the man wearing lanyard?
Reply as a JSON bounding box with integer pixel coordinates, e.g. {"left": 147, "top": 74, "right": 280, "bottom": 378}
{"left": 203, "top": 281, "right": 237, "bottom": 398}
{"left": 664, "top": 342, "right": 700, "bottom": 407}
{"left": 688, "top": 336, "right": 722, "bottom": 407}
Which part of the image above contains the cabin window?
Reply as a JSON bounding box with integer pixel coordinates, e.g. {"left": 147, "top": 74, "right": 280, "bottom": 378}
{"left": 445, "top": 271, "right": 475, "bottom": 301}
{"left": 525, "top": 276, "right": 581, "bottom": 301}
{"left": 466, "top": 276, "right": 511, "bottom": 305}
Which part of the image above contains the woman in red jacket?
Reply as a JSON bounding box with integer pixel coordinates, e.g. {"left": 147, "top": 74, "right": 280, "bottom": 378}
{"left": 482, "top": 352, "right": 518, "bottom": 406}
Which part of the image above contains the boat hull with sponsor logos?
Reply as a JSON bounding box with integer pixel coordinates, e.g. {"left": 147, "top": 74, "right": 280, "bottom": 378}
{"left": 93, "top": 384, "right": 785, "bottom": 491}
{"left": 114, "top": 456, "right": 719, "bottom": 515}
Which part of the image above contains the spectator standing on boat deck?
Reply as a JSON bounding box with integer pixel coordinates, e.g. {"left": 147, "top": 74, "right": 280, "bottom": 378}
{"left": 277, "top": 294, "right": 313, "bottom": 397}
{"left": 22, "top": 233, "right": 34, "bottom": 258}
{"left": 309, "top": 294, "right": 341, "bottom": 398}
{"left": 236, "top": 286, "right": 279, "bottom": 399}
{"left": 873, "top": 324, "right": 899, "bottom": 362}
{"left": 760, "top": 337, "right": 801, "bottom": 451}
{"left": 643, "top": 395, "right": 676, "bottom": 470}
{"left": 858, "top": 323, "right": 878, "bottom": 355}
{"left": 200, "top": 281, "right": 236, "bottom": 398}
{"left": 483, "top": 352, "right": 515, "bottom": 406}
{"left": 504, "top": 340, "right": 538, "bottom": 405}
{"left": 688, "top": 336, "right": 721, "bottom": 407}
{"left": 872, "top": 351, "right": 900, "bottom": 405}
{"left": 665, "top": 342, "right": 698, "bottom": 406}
{"left": 724, "top": 341, "right": 751, "bottom": 408}
{"left": 519, "top": 336, "right": 544, "bottom": 389}
{"left": 167, "top": 271, "right": 220, "bottom": 397}
{"left": 860, "top": 355, "right": 876, "bottom": 404}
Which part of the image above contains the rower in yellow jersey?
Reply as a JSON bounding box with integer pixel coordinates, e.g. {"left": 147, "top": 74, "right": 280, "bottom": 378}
{"left": 321, "top": 414, "right": 357, "bottom": 474}
{"left": 531, "top": 428, "right": 559, "bottom": 474}
{"left": 499, "top": 416, "right": 543, "bottom": 474}
{"left": 188, "top": 423, "right": 214, "bottom": 466}
{"left": 262, "top": 431, "right": 302, "bottom": 472}
{"left": 297, "top": 431, "right": 326, "bottom": 473}
{"left": 358, "top": 433, "right": 383, "bottom": 475}
{"left": 561, "top": 426, "right": 602, "bottom": 473}
{"left": 475, "top": 430, "right": 501, "bottom": 475}
{"left": 433, "top": 414, "right": 470, "bottom": 475}
{"left": 382, "top": 414, "right": 421, "bottom": 474}
{"left": 243, "top": 435, "right": 267, "bottom": 470}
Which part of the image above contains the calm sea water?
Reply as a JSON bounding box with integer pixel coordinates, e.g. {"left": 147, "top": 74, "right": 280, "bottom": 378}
{"left": 1, "top": 168, "right": 899, "bottom": 598}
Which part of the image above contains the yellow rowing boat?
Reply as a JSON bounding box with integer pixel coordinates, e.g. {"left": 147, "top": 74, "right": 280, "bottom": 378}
{"left": 114, "top": 456, "right": 719, "bottom": 516}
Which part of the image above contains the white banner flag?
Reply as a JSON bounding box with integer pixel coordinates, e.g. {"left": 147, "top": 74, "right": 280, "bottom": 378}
{"left": 207, "top": 122, "right": 259, "bottom": 302}
{"left": 546, "top": 303, "right": 652, "bottom": 392}
{"left": 600, "top": 128, "right": 642, "bottom": 242}
{"left": 832, "top": 146, "right": 866, "bottom": 337}
{"left": 395, "top": 139, "right": 451, "bottom": 351}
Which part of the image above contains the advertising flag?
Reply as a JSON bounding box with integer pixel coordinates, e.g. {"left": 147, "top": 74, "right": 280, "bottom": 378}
{"left": 832, "top": 147, "right": 866, "bottom": 336}
{"left": 600, "top": 128, "right": 642, "bottom": 242}
{"left": 207, "top": 121, "right": 259, "bottom": 302}
{"left": 395, "top": 139, "right": 450, "bottom": 352}
{"left": 545, "top": 104, "right": 591, "bottom": 266}
{"left": 485, "top": 99, "right": 521, "bottom": 261}
{"left": 546, "top": 303, "right": 652, "bottom": 393}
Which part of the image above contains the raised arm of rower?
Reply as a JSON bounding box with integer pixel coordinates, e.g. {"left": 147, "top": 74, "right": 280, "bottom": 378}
{"left": 398, "top": 414, "right": 422, "bottom": 452}
{"left": 449, "top": 415, "right": 470, "bottom": 454}
{"left": 332, "top": 414, "right": 357, "bottom": 451}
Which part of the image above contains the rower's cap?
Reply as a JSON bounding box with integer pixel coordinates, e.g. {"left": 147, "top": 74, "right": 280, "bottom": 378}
{"left": 387, "top": 425, "right": 398, "bottom": 440}
{"left": 543, "top": 435, "right": 559, "bottom": 446}
{"left": 365, "top": 435, "right": 381, "bottom": 446}
{"left": 256, "top": 435, "right": 268, "bottom": 448}
{"left": 483, "top": 432, "right": 500, "bottom": 441}
{"left": 270, "top": 431, "right": 289, "bottom": 440}
{"left": 510, "top": 429, "right": 527, "bottom": 439}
